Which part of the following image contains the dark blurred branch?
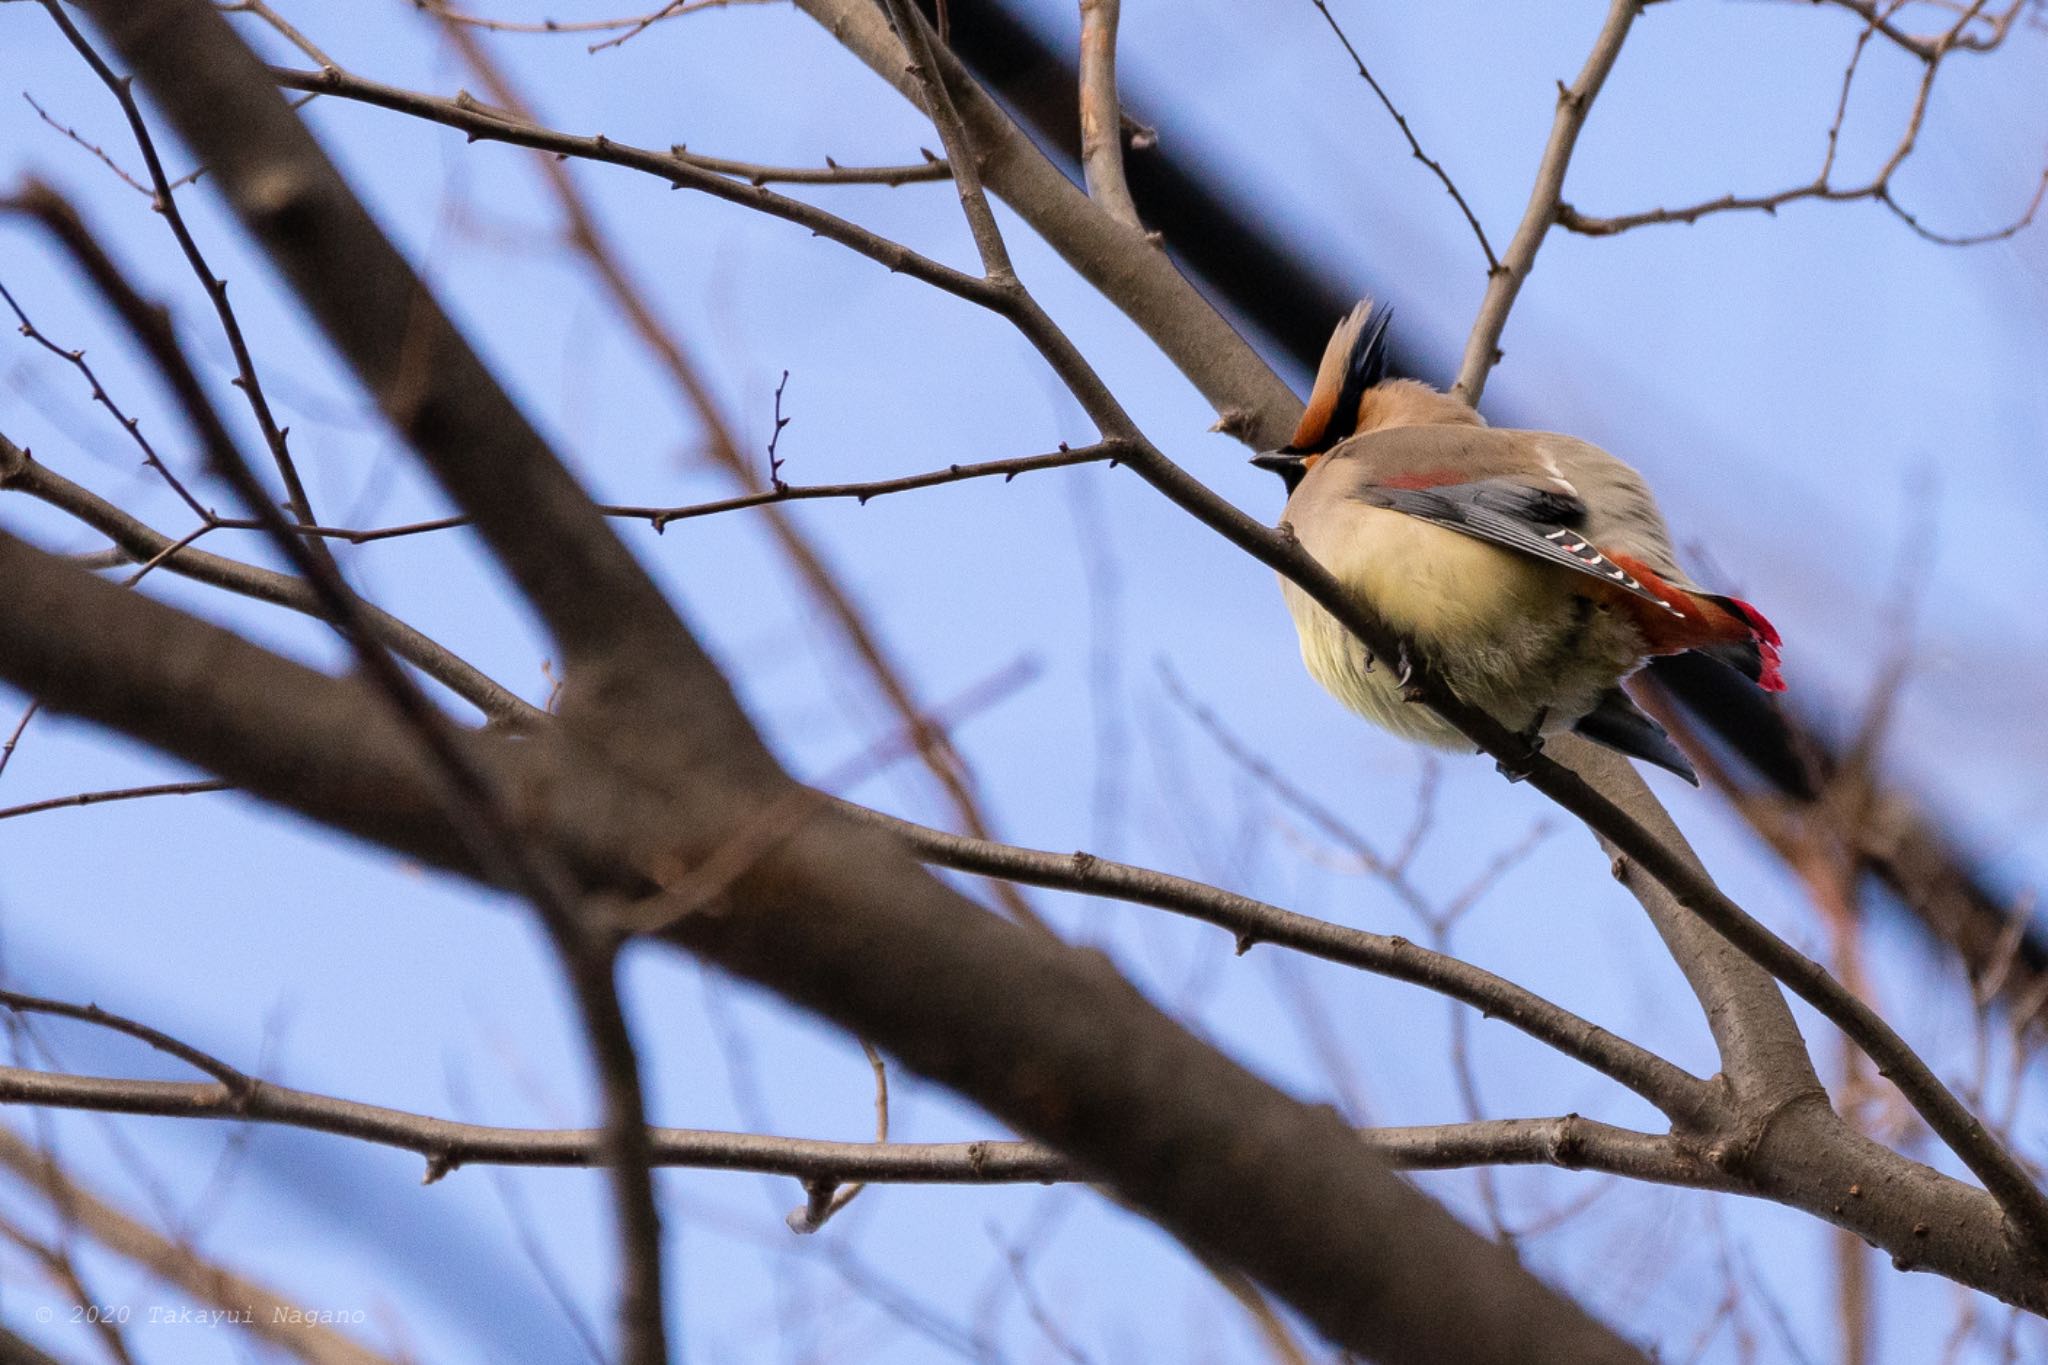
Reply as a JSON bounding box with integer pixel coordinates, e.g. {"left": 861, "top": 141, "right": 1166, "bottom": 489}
{"left": 0, "top": 432, "right": 538, "bottom": 725}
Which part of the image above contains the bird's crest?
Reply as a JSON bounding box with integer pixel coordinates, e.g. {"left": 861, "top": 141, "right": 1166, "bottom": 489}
{"left": 1287, "top": 298, "right": 1394, "bottom": 454}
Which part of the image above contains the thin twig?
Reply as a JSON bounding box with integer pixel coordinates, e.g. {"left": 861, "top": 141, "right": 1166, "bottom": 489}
{"left": 41, "top": 1, "right": 326, "bottom": 541}
{"left": 0, "top": 779, "right": 231, "bottom": 823}
{"left": 1555, "top": 0, "right": 2044, "bottom": 248}
{"left": 1306, "top": 0, "right": 1496, "bottom": 271}
{"left": 0, "top": 990, "right": 253, "bottom": 1096}
{"left": 1453, "top": 0, "right": 1645, "bottom": 407}
{"left": 0, "top": 279, "right": 210, "bottom": 519}
{"left": 882, "top": 0, "right": 1016, "bottom": 279}
{"left": 409, "top": 0, "right": 776, "bottom": 53}
{"left": 176, "top": 442, "right": 1121, "bottom": 542}
{"left": 22, "top": 91, "right": 202, "bottom": 197}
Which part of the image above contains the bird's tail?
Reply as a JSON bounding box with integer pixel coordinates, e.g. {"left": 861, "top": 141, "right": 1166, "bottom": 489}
{"left": 1287, "top": 298, "right": 1393, "bottom": 453}
{"left": 1690, "top": 593, "right": 1785, "bottom": 693}
{"left": 1574, "top": 687, "right": 1700, "bottom": 785}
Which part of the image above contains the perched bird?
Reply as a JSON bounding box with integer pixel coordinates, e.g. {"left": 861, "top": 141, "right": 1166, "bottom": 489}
{"left": 1253, "top": 300, "right": 1783, "bottom": 785}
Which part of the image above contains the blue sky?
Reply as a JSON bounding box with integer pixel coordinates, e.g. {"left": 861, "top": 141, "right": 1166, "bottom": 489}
{"left": 1, "top": 1, "right": 2044, "bottom": 1360}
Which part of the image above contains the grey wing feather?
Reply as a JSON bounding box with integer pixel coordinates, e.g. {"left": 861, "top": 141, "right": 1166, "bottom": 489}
{"left": 1355, "top": 479, "right": 1679, "bottom": 611}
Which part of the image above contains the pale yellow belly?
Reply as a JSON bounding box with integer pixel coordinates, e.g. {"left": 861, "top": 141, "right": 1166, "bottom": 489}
{"left": 1279, "top": 508, "right": 1644, "bottom": 746}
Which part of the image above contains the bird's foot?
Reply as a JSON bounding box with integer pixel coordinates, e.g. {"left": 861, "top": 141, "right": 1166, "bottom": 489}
{"left": 1395, "top": 642, "right": 1426, "bottom": 703}
{"left": 1493, "top": 708, "right": 1549, "bottom": 782}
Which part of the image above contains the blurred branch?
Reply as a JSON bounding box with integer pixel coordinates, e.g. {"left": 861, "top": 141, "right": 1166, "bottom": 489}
{"left": 1818, "top": 0, "right": 2031, "bottom": 57}
{"left": 0, "top": 1210, "right": 139, "bottom": 1365}
{"left": 1453, "top": 0, "right": 1645, "bottom": 407}
{"left": 427, "top": 16, "right": 1060, "bottom": 938}
{"left": 5, "top": 180, "right": 671, "bottom": 1364}
{"left": 0, "top": 1126, "right": 399, "bottom": 1365}
{"left": 0, "top": 432, "right": 539, "bottom": 725}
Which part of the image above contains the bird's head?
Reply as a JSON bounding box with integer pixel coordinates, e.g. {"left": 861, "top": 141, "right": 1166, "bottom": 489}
{"left": 1253, "top": 298, "right": 1393, "bottom": 494}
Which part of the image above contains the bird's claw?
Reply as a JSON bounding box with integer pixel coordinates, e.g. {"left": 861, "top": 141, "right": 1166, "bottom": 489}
{"left": 1493, "top": 708, "right": 1549, "bottom": 782}
{"left": 1395, "top": 642, "right": 1426, "bottom": 703}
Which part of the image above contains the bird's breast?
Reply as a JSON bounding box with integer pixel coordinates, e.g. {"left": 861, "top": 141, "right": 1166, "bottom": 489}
{"left": 1278, "top": 505, "right": 1644, "bottom": 743}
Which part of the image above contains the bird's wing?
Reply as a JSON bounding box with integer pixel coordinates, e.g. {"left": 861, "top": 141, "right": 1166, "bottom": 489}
{"left": 1354, "top": 478, "right": 1679, "bottom": 611}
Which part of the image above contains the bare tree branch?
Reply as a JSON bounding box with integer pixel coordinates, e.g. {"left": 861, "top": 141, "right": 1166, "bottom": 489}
{"left": 1453, "top": 0, "right": 1645, "bottom": 407}
{"left": 1076, "top": 0, "right": 1143, "bottom": 229}
{"left": 1556, "top": 0, "right": 2045, "bottom": 248}
{"left": 837, "top": 799, "right": 1714, "bottom": 1122}
{"left": 0, "top": 1060, "right": 1721, "bottom": 1190}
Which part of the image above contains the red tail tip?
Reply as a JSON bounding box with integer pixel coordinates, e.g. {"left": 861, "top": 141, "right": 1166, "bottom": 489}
{"left": 1724, "top": 596, "right": 1782, "bottom": 648}
{"left": 1723, "top": 597, "right": 1787, "bottom": 691}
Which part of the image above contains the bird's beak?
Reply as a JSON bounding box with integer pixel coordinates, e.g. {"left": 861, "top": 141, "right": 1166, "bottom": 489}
{"left": 1251, "top": 450, "right": 1311, "bottom": 494}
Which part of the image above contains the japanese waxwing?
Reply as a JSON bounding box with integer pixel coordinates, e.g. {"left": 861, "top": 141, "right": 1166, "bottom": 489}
{"left": 1252, "top": 299, "right": 1783, "bottom": 785}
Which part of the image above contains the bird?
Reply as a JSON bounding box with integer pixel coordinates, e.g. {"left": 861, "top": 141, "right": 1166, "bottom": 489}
{"left": 1252, "top": 299, "right": 1783, "bottom": 786}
